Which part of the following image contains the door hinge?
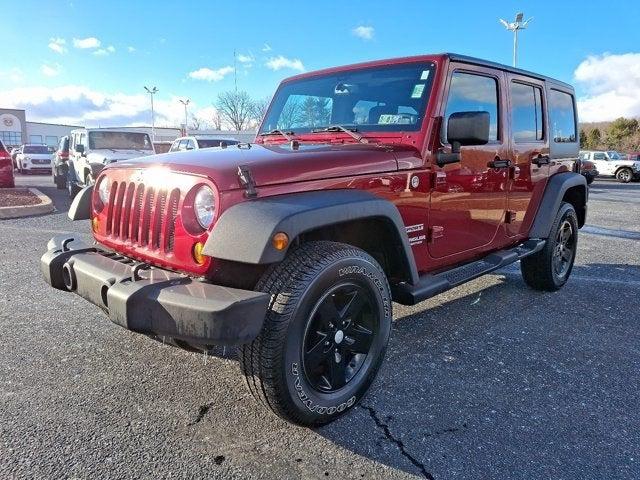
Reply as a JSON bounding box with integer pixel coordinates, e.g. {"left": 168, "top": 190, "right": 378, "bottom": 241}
{"left": 428, "top": 225, "right": 444, "bottom": 242}
{"left": 505, "top": 210, "right": 517, "bottom": 223}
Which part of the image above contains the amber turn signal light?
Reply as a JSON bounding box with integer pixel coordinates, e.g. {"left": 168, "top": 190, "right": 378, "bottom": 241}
{"left": 272, "top": 232, "right": 289, "bottom": 251}
{"left": 192, "top": 242, "right": 206, "bottom": 265}
{"left": 91, "top": 217, "right": 99, "bottom": 233}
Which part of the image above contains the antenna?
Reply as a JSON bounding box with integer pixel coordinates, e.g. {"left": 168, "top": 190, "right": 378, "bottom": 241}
{"left": 498, "top": 12, "right": 533, "bottom": 67}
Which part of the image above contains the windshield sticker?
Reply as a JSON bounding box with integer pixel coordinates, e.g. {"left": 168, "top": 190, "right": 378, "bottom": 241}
{"left": 420, "top": 70, "right": 430, "bottom": 80}
{"left": 411, "top": 84, "right": 425, "bottom": 98}
{"left": 378, "top": 114, "right": 415, "bottom": 125}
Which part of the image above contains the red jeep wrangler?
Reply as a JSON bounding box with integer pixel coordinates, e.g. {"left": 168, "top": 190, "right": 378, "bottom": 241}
{"left": 42, "top": 53, "right": 587, "bottom": 426}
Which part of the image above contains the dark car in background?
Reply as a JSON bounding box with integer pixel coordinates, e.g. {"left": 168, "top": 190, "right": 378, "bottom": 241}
{"left": 580, "top": 159, "right": 598, "bottom": 184}
{"left": 0, "top": 140, "right": 15, "bottom": 188}
{"left": 52, "top": 136, "right": 70, "bottom": 189}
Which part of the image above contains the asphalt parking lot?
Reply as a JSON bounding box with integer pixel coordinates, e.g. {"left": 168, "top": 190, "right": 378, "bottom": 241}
{"left": 1, "top": 174, "right": 639, "bottom": 479}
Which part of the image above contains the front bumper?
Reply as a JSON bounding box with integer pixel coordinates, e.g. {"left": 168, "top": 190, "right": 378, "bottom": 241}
{"left": 41, "top": 235, "right": 269, "bottom": 346}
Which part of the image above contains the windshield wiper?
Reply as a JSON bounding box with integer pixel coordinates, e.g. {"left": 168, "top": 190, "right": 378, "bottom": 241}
{"left": 258, "top": 129, "right": 296, "bottom": 141}
{"left": 311, "top": 125, "right": 368, "bottom": 144}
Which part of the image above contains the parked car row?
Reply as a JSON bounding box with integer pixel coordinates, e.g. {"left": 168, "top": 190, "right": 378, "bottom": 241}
{"left": 580, "top": 150, "right": 640, "bottom": 183}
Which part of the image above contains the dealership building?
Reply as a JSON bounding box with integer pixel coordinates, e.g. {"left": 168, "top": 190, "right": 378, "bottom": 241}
{"left": 0, "top": 107, "right": 256, "bottom": 149}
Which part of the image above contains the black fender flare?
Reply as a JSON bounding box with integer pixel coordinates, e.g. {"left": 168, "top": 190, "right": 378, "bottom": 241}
{"left": 203, "top": 189, "right": 419, "bottom": 285}
{"left": 529, "top": 172, "right": 588, "bottom": 238}
{"left": 68, "top": 185, "right": 93, "bottom": 220}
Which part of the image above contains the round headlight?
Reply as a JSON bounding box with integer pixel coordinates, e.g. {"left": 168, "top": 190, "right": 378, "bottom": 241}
{"left": 98, "top": 177, "right": 110, "bottom": 204}
{"left": 194, "top": 185, "right": 216, "bottom": 229}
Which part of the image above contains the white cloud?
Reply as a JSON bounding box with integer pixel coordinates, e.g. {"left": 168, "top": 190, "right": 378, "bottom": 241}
{"left": 574, "top": 52, "right": 640, "bottom": 122}
{"left": 265, "top": 55, "right": 305, "bottom": 72}
{"left": 262, "top": 43, "right": 272, "bottom": 52}
{"left": 0, "top": 67, "right": 24, "bottom": 83}
{"left": 188, "top": 66, "right": 234, "bottom": 82}
{"left": 0, "top": 84, "right": 215, "bottom": 128}
{"left": 41, "top": 64, "right": 62, "bottom": 77}
{"left": 93, "top": 45, "right": 116, "bottom": 56}
{"left": 48, "top": 37, "right": 67, "bottom": 54}
{"left": 127, "top": 46, "right": 136, "bottom": 53}
{"left": 73, "top": 37, "right": 101, "bottom": 49}
{"left": 237, "top": 53, "right": 253, "bottom": 64}
{"left": 352, "top": 25, "right": 374, "bottom": 40}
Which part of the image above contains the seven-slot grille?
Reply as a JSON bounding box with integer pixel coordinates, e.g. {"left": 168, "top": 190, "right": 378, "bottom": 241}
{"left": 105, "top": 181, "right": 181, "bottom": 252}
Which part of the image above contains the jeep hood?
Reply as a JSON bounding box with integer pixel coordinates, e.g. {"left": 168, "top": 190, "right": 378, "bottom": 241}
{"left": 111, "top": 143, "right": 419, "bottom": 191}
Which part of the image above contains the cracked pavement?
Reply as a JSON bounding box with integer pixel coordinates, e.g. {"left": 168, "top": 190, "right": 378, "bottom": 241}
{"left": 1, "top": 175, "right": 639, "bottom": 479}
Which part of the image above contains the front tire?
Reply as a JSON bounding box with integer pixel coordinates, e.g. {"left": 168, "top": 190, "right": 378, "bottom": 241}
{"left": 616, "top": 168, "right": 633, "bottom": 183}
{"left": 240, "top": 241, "right": 392, "bottom": 426}
{"left": 521, "top": 202, "right": 578, "bottom": 291}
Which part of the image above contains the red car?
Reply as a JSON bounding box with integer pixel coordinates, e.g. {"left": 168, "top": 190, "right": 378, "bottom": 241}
{"left": 42, "top": 53, "right": 587, "bottom": 426}
{"left": 0, "top": 140, "right": 15, "bottom": 188}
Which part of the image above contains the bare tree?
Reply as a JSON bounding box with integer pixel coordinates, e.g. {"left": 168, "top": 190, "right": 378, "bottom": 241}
{"left": 251, "top": 97, "right": 271, "bottom": 127}
{"left": 215, "top": 90, "right": 255, "bottom": 131}
{"left": 210, "top": 108, "right": 223, "bottom": 131}
{"left": 189, "top": 114, "right": 205, "bottom": 131}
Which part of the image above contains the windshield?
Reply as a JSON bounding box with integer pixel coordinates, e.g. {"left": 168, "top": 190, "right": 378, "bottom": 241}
{"left": 24, "top": 145, "right": 50, "bottom": 154}
{"left": 88, "top": 131, "right": 153, "bottom": 150}
{"left": 607, "top": 151, "right": 621, "bottom": 160}
{"left": 260, "top": 62, "right": 436, "bottom": 135}
{"left": 197, "top": 139, "right": 239, "bottom": 148}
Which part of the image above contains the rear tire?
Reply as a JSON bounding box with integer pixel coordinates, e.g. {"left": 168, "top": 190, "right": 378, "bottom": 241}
{"left": 521, "top": 202, "right": 578, "bottom": 291}
{"left": 240, "top": 241, "right": 392, "bottom": 426}
{"left": 616, "top": 168, "right": 633, "bottom": 183}
{"left": 585, "top": 176, "right": 594, "bottom": 185}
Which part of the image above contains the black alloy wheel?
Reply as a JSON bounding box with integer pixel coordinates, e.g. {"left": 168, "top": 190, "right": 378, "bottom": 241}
{"left": 302, "top": 283, "right": 377, "bottom": 393}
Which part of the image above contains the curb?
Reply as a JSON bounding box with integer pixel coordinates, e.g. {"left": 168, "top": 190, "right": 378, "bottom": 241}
{"left": 0, "top": 188, "right": 54, "bottom": 219}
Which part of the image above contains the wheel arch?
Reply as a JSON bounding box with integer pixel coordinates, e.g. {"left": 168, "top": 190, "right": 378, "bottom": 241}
{"left": 203, "top": 190, "right": 419, "bottom": 286}
{"left": 530, "top": 172, "right": 588, "bottom": 238}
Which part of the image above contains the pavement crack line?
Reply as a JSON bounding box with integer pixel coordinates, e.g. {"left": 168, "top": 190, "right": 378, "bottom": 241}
{"left": 188, "top": 401, "right": 215, "bottom": 426}
{"left": 361, "top": 405, "right": 435, "bottom": 480}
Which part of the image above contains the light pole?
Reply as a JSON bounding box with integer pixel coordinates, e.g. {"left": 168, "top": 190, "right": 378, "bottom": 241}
{"left": 179, "top": 98, "right": 190, "bottom": 136}
{"left": 144, "top": 86, "right": 158, "bottom": 141}
{"left": 499, "top": 13, "right": 533, "bottom": 67}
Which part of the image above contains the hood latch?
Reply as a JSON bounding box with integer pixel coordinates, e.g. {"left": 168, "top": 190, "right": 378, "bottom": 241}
{"left": 237, "top": 165, "right": 258, "bottom": 198}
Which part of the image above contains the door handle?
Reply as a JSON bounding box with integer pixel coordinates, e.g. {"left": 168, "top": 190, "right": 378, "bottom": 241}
{"left": 487, "top": 158, "right": 512, "bottom": 169}
{"left": 532, "top": 154, "right": 550, "bottom": 166}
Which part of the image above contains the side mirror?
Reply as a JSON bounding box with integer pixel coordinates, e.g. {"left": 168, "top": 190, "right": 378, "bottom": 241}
{"left": 436, "top": 111, "right": 490, "bottom": 167}
{"left": 76, "top": 144, "right": 85, "bottom": 155}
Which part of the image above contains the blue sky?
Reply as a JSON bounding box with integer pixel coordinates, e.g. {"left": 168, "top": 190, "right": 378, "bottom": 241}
{"left": 1, "top": 0, "right": 639, "bottom": 126}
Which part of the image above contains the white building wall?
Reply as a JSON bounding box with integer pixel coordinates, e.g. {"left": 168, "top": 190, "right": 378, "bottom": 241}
{"left": 26, "top": 122, "right": 82, "bottom": 147}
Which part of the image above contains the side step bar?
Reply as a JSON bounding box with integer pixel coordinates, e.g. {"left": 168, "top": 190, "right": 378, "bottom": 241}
{"left": 392, "top": 239, "right": 546, "bottom": 305}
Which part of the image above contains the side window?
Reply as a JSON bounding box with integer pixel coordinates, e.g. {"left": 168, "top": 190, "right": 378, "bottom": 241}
{"left": 178, "top": 140, "right": 188, "bottom": 151}
{"left": 443, "top": 71, "right": 499, "bottom": 142}
{"left": 169, "top": 140, "right": 179, "bottom": 152}
{"left": 593, "top": 153, "right": 606, "bottom": 160}
{"left": 79, "top": 133, "right": 87, "bottom": 148}
{"left": 70, "top": 134, "right": 76, "bottom": 151}
{"left": 549, "top": 90, "right": 576, "bottom": 143}
{"left": 510, "top": 82, "right": 544, "bottom": 142}
{"left": 186, "top": 139, "right": 195, "bottom": 150}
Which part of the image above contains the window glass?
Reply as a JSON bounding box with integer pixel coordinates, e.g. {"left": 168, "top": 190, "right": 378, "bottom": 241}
{"left": 24, "top": 145, "right": 50, "bottom": 154}
{"left": 169, "top": 140, "right": 179, "bottom": 152}
{"left": 593, "top": 152, "right": 606, "bottom": 160}
{"left": 45, "top": 136, "right": 58, "bottom": 147}
{"left": 549, "top": 90, "right": 576, "bottom": 143}
{"left": 178, "top": 139, "right": 188, "bottom": 151}
{"left": 261, "top": 63, "right": 436, "bottom": 134}
{"left": 443, "top": 72, "right": 499, "bottom": 141}
{"left": 79, "top": 133, "right": 87, "bottom": 148}
{"left": 510, "top": 82, "right": 544, "bottom": 142}
{"left": 88, "top": 131, "right": 152, "bottom": 150}
{"left": 30, "top": 135, "right": 43, "bottom": 144}
{"left": 0, "top": 131, "right": 22, "bottom": 146}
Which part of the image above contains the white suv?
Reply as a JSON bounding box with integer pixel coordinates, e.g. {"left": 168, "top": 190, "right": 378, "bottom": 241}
{"left": 580, "top": 150, "right": 640, "bottom": 183}
{"left": 15, "top": 144, "right": 52, "bottom": 174}
{"left": 67, "top": 128, "right": 155, "bottom": 197}
{"left": 168, "top": 135, "right": 240, "bottom": 152}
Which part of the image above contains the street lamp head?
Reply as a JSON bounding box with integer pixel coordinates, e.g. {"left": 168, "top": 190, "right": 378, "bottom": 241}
{"left": 179, "top": 98, "right": 190, "bottom": 106}
{"left": 144, "top": 86, "right": 158, "bottom": 94}
{"left": 515, "top": 12, "right": 524, "bottom": 23}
